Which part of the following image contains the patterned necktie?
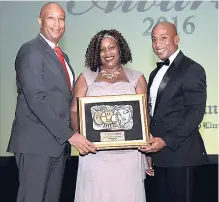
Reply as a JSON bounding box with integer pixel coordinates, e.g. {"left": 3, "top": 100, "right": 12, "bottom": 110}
{"left": 156, "top": 58, "right": 170, "bottom": 69}
{"left": 54, "top": 46, "right": 72, "bottom": 92}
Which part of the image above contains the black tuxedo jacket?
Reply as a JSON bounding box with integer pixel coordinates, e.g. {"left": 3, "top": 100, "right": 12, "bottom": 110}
{"left": 7, "top": 34, "right": 75, "bottom": 157}
{"left": 148, "top": 51, "right": 208, "bottom": 167}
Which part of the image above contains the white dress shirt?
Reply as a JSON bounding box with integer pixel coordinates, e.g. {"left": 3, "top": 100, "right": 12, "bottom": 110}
{"left": 149, "top": 49, "right": 180, "bottom": 116}
{"left": 40, "top": 33, "right": 73, "bottom": 87}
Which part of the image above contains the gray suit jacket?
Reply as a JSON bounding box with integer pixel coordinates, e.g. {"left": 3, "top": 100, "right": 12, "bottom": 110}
{"left": 7, "top": 34, "right": 75, "bottom": 157}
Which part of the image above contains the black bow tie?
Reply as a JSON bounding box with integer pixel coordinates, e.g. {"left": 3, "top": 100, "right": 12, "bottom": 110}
{"left": 156, "top": 58, "right": 170, "bottom": 69}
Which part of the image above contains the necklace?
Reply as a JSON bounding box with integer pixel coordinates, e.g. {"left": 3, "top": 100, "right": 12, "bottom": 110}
{"left": 100, "top": 67, "right": 121, "bottom": 79}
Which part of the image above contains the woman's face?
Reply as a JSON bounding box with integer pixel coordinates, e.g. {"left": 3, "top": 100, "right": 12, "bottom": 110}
{"left": 100, "top": 37, "right": 120, "bottom": 70}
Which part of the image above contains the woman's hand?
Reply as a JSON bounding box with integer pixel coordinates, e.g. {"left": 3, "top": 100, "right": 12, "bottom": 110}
{"left": 145, "top": 156, "right": 154, "bottom": 176}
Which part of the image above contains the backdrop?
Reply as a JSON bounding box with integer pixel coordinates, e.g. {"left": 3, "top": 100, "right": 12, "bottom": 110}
{"left": 0, "top": 1, "right": 218, "bottom": 157}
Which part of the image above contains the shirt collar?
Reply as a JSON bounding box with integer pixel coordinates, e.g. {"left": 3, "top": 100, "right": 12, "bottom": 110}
{"left": 168, "top": 49, "right": 180, "bottom": 66}
{"left": 158, "top": 49, "right": 180, "bottom": 67}
{"left": 40, "top": 33, "right": 57, "bottom": 49}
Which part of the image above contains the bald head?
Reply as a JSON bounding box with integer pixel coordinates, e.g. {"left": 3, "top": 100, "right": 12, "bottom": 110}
{"left": 152, "top": 22, "right": 177, "bottom": 37}
{"left": 39, "top": 2, "right": 65, "bottom": 18}
{"left": 151, "top": 22, "right": 180, "bottom": 60}
{"left": 38, "top": 2, "right": 65, "bottom": 44}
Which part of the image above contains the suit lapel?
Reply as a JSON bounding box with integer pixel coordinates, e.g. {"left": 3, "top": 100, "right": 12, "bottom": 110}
{"left": 63, "top": 54, "right": 75, "bottom": 89}
{"left": 37, "top": 34, "right": 62, "bottom": 69}
{"left": 148, "top": 69, "right": 159, "bottom": 90}
{"left": 63, "top": 54, "right": 76, "bottom": 101}
{"left": 147, "top": 68, "right": 159, "bottom": 116}
{"left": 36, "top": 34, "right": 71, "bottom": 97}
{"left": 153, "top": 51, "right": 185, "bottom": 116}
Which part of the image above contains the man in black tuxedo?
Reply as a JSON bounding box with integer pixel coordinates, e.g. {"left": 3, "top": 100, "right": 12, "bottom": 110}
{"left": 140, "top": 22, "right": 207, "bottom": 202}
{"left": 7, "top": 2, "right": 97, "bottom": 202}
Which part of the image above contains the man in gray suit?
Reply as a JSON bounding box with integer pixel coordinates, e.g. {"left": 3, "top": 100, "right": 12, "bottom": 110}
{"left": 7, "top": 2, "right": 97, "bottom": 202}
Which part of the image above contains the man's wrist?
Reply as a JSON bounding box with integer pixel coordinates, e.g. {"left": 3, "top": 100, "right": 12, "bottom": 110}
{"left": 73, "top": 128, "right": 79, "bottom": 134}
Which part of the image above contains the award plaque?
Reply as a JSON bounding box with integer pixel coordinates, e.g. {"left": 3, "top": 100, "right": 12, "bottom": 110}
{"left": 78, "top": 94, "right": 150, "bottom": 150}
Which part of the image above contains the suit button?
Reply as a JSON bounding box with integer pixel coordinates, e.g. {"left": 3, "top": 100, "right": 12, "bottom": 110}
{"left": 54, "top": 133, "right": 59, "bottom": 138}
{"left": 152, "top": 122, "right": 156, "bottom": 126}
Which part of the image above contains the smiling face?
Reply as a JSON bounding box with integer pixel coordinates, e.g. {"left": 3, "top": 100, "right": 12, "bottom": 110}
{"left": 38, "top": 3, "right": 65, "bottom": 44}
{"left": 100, "top": 37, "right": 120, "bottom": 70}
{"left": 151, "top": 22, "right": 179, "bottom": 60}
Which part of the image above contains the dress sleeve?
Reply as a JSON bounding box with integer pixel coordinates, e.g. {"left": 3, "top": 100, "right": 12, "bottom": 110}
{"left": 124, "top": 68, "right": 143, "bottom": 87}
{"left": 82, "top": 68, "right": 98, "bottom": 86}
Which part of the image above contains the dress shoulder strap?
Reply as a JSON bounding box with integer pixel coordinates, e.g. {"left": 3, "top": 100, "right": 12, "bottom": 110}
{"left": 124, "top": 68, "right": 143, "bottom": 87}
{"left": 82, "top": 68, "right": 98, "bottom": 86}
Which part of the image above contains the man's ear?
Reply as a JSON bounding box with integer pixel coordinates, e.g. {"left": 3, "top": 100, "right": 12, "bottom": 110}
{"left": 38, "top": 17, "right": 42, "bottom": 28}
{"left": 174, "top": 35, "right": 180, "bottom": 45}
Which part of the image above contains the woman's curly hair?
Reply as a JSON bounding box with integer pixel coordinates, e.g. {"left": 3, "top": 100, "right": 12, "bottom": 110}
{"left": 85, "top": 29, "right": 132, "bottom": 72}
